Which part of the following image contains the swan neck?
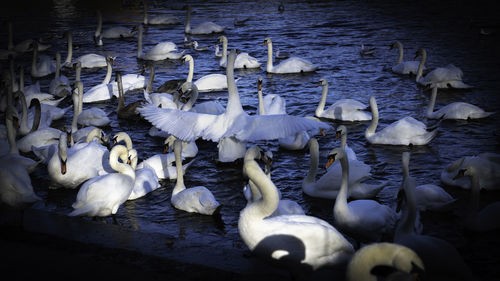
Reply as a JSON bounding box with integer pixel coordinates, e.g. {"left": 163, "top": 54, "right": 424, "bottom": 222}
{"left": 184, "top": 7, "right": 191, "bottom": 33}
{"left": 247, "top": 179, "right": 262, "bottom": 201}
{"left": 30, "top": 99, "right": 41, "bottom": 133}
{"left": 365, "top": 98, "right": 379, "bottom": 139}
{"left": 244, "top": 160, "right": 280, "bottom": 218}
{"left": 426, "top": 87, "right": 437, "bottom": 117}
{"left": 65, "top": 33, "right": 72, "bottom": 65}
{"left": 416, "top": 50, "right": 426, "bottom": 82}
{"left": 137, "top": 26, "right": 143, "bottom": 58}
{"left": 226, "top": 51, "right": 243, "bottom": 114}
{"left": 340, "top": 134, "right": 347, "bottom": 151}
{"left": 257, "top": 86, "right": 265, "bottom": 115}
{"left": 305, "top": 139, "right": 319, "bottom": 183}
{"left": 117, "top": 74, "right": 125, "bottom": 110}
{"left": 219, "top": 37, "right": 228, "bottom": 66}
{"left": 335, "top": 152, "right": 350, "bottom": 210}
{"left": 396, "top": 42, "right": 403, "bottom": 64}
{"left": 143, "top": 1, "right": 148, "bottom": 25}
{"left": 186, "top": 58, "right": 194, "bottom": 82}
{"left": 103, "top": 59, "right": 112, "bottom": 84}
{"left": 75, "top": 63, "right": 81, "bottom": 82}
{"left": 71, "top": 91, "right": 79, "bottom": 133}
{"left": 316, "top": 83, "right": 328, "bottom": 117}
{"left": 173, "top": 140, "right": 186, "bottom": 195}
{"left": 146, "top": 67, "right": 154, "bottom": 93}
{"left": 396, "top": 180, "right": 418, "bottom": 236}
{"left": 95, "top": 11, "right": 102, "bottom": 38}
{"left": 266, "top": 40, "right": 273, "bottom": 72}
{"left": 19, "top": 92, "right": 28, "bottom": 131}
{"left": 109, "top": 146, "right": 135, "bottom": 179}
{"left": 18, "top": 67, "right": 24, "bottom": 93}
{"left": 55, "top": 53, "right": 61, "bottom": 78}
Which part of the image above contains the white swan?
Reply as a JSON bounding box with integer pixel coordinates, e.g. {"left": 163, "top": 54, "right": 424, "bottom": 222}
{"left": 69, "top": 145, "right": 135, "bottom": 218}
{"left": 330, "top": 147, "right": 397, "bottom": 242}
{"left": 390, "top": 41, "right": 422, "bottom": 75}
{"left": 0, "top": 160, "right": 41, "bottom": 208}
{"left": 48, "top": 131, "right": 110, "bottom": 189}
{"left": 365, "top": 96, "right": 438, "bottom": 145}
{"left": 395, "top": 165, "right": 475, "bottom": 281}
{"left": 73, "top": 81, "right": 111, "bottom": 127}
{"left": 95, "top": 10, "right": 135, "bottom": 40}
{"left": 415, "top": 48, "right": 472, "bottom": 89}
{"left": 81, "top": 56, "right": 115, "bottom": 103}
{"left": 143, "top": 66, "right": 180, "bottom": 109}
{"left": 136, "top": 24, "right": 183, "bottom": 61}
{"left": 263, "top": 37, "right": 317, "bottom": 74}
{"left": 346, "top": 242, "right": 425, "bottom": 281}
{"left": 63, "top": 31, "right": 108, "bottom": 68}
{"left": 184, "top": 5, "right": 224, "bottom": 35}
{"left": 315, "top": 78, "right": 372, "bottom": 121}
{"left": 138, "top": 50, "right": 330, "bottom": 161}
{"left": 23, "top": 80, "right": 65, "bottom": 107}
{"left": 18, "top": 93, "right": 52, "bottom": 137}
{"left": 171, "top": 138, "right": 221, "bottom": 215}
{"left": 143, "top": 0, "right": 180, "bottom": 25}
{"left": 49, "top": 52, "right": 71, "bottom": 97}
{"left": 239, "top": 145, "right": 354, "bottom": 270}
{"left": 182, "top": 54, "right": 229, "bottom": 93}
{"left": 126, "top": 148, "right": 160, "bottom": 201}
{"left": 426, "top": 87, "right": 494, "bottom": 120}
{"left": 440, "top": 152, "right": 500, "bottom": 190}
{"left": 453, "top": 165, "right": 500, "bottom": 232}
{"left": 179, "top": 81, "right": 225, "bottom": 115}
{"left": 30, "top": 41, "right": 55, "bottom": 78}
{"left": 217, "top": 35, "right": 261, "bottom": 69}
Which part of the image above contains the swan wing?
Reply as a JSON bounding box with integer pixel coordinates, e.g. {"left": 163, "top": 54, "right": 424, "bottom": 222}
{"left": 273, "top": 57, "right": 317, "bottom": 73}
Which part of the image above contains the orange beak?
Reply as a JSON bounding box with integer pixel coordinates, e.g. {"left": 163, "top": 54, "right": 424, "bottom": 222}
{"left": 320, "top": 128, "right": 326, "bottom": 137}
{"left": 325, "top": 156, "right": 335, "bottom": 169}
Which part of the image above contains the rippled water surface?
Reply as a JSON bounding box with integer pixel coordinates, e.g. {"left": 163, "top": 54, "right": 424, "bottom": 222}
{"left": 2, "top": 0, "right": 500, "bottom": 279}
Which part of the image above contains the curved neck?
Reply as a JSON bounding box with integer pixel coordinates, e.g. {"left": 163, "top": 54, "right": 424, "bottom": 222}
{"left": 65, "top": 32, "right": 72, "bottom": 65}
{"left": 365, "top": 97, "right": 379, "bottom": 139}
{"left": 334, "top": 152, "right": 350, "bottom": 213}
{"left": 86, "top": 128, "right": 102, "bottom": 143}
{"left": 181, "top": 84, "right": 198, "bottom": 111}
{"left": 186, "top": 58, "right": 194, "bottom": 82}
{"left": 304, "top": 138, "right": 319, "bottom": 184}
{"left": 396, "top": 42, "right": 403, "bottom": 64}
{"left": 103, "top": 58, "right": 112, "bottom": 84}
{"left": 226, "top": 51, "right": 243, "bottom": 115}
{"left": 340, "top": 133, "right": 347, "bottom": 151}
{"left": 117, "top": 74, "right": 125, "bottom": 110}
{"left": 173, "top": 139, "right": 185, "bottom": 195}
{"left": 243, "top": 160, "right": 280, "bottom": 218}
{"left": 30, "top": 99, "right": 41, "bottom": 133}
{"left": 426, "top": 87, "right": 437, "bottom": 117}
{"left": 315, "top": 83, "right": 328, "bottom": 117}
{"left": 415, "top": 50, "right": 427, "bottom": 82}
{"left": 266, "top": 40, "right": 273, "bottom": 72}
{"left": 109, "top": 146, "right": 135, "bottom": 179}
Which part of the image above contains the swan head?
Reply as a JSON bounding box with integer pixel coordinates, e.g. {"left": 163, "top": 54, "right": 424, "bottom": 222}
{"left": 181, "top": 54, "right": 193, "bottom": 64}
{"left": 317, "top": 78, "right": 328, "bottom": 87}
{"left": 335, "top": 125, "right": 347, "bottom": 140}
{"left": 127, "top": 148, "right": 138, "bottom": 166}
{"left": 415, "top": 48, "right": 426, "bottom": 60}
{"left": 257, "top": 76, "right": 263, "bottom": 90}
{"left": 263, "top": 37, "right": 271, "bottom": 46}
{"left": 389, "top": 41, "right": 402, "bottom": 50}
{"left": 326, "top": 147, "right": 346, "bottom": 169}
{"left": 216, "top": 35, "right": 226, "bottom": 44}
{"left": 453, "top": 166, "right": 476, "bottom": 180}
{"left": 163, "top": 135, "right": 177, "bottom": 153}
{"left": 112, "top": 132, "right": 131, "bottom": 147}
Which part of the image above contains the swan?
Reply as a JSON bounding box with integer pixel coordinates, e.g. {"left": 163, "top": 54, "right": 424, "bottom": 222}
{"left": 239, "top": 145, "right": 354, "bottom": 270}
{"left": 136, "top": 24, "right": 183, "bottom": 61}
{"left": 365, "top": 96, "right": 438, "bottom": 145}
{"left": 126, "top": 148, "right": 160, "bottom": 201}
{"left": 139, "top": 50, "right": 330, "bottom": 163}
{"left": 171, "top": 138, "right": 221, "bottom": 215}
{"left": 217, "top": 35, "right": 261, "bottom": 69}
{"left": 48, "top": 52, "right": 71, "bottom": 98}
{"left": 359, "top": 44, "right": 375, "bottom": 56}
{"left": 314, "top": 78, "right": 372, "bottom": 121}
{"left": 143, "top": 0, "right": 180, "bottom": 25}
{"left": 390, "top": 41, "right": 422, "bottom": 75}
{"left": 95, "top": 10, "right": 136, "bottom": 40}
{"left": 62, "top": 31, "right": 108, "bottom": 68}
{"left": 302, "top": 138, "right": 384, "bottom": 200}
{"left": 243, "top": 149, "right": 305, "bottom": 216}
{"left": 48, "top": 131, "right": 110, "bottom": 189}
{"left": 440, "top": 152, "right": 500, "bottom": 190}
{"left": 330, "top": 147, "right": 397, "bottom": 243}
{"left": 18, "top": 93, "right": 52, "bottom": 137}
{"left": 334, "top": 125, "right": 357, "bottom": 161}
{"left": 182, "top": 54, "right": 229, "bottom": 93}
{"left": 453, "top": 165, "right": 500, "bottom": 232}
{"left": 74, "top": 81, "right": 111, "bottom": 127}
{"left": 346, "top": 242, "right": 425, "bottom": 281}
{"left": 192, "top": 41, "right": 209, "bottom": 51}
{"left": 214, "top": 44, "right": 222, "bottom": 58}
{"left": 30, "top": 41, "right": 55, "bottom": 78}
{"left": 184, "top": 5, "right": 224, "bottom": 35}
{"left": 24, "top": 81, "right": 65, "bottom": 107}
{"left": 81, "top": 56, "right": 116, "bottom": 103}
{"left": 116, "top": 71, "right": 144, "bottom": 120}
{"left": 0, "top": 160, "right": 41, "bottom": 208}
{"left": 179, "top": 82, "right": 225, "bottom": 115}
{"left": 263, "top": 37, "right": 317, "bottom": 74}
{"left": 69, "top": 145, "right": 135, "bottom": 218}
{"left": 426, "top": 87, "right": 494, "bottom": 120}
{"left": 395, "top": 167, "right": 475, "bottom": 281}
{"left": 415, "top": 48, "right": 472, "bottom": 89}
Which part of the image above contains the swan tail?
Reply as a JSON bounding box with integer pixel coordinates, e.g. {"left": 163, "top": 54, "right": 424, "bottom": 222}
{"left": 469, "top": 111, "right": 496, "bottom": 119}
{"left": 421, "top": 128, "right": 438, "bottom": 145}
{"left": 68, "top": 201, "right": 105, "bottom": 217}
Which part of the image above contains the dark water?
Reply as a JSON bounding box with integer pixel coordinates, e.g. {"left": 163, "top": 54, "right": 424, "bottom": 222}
{"left": 2, "top": 0, "right": 500, "bottom": 279}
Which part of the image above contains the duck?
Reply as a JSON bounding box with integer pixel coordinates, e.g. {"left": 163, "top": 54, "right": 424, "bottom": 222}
{"left": 30, "top": 41, "right": 55, "bottom": 78}
{"left": 116, "top": 71, "right": 144, "bottom": 120}
{"left": 171, "top": 138, "right": 221, "bottom": 215}
{"left": 395, "top": 161, "right": 476, "bottom": 281}
{"left": 390, "top": 41, "right": 422, "bottom": 75}
{"left": 139, "top": 50, "right": 330, "bottom": 163}
{"left": 346, "top": 242, "right": 425, "bottom": 281}
{"left": 329, "top": 147, "right": 397, "bottom": 243}
{"left": 217, "top": 35, "right": 261, "bottom": 69}
{"left": 239, "top": 145, "right": 354, "bottom": 270}
{"left": 440, "top": 152, "right": 500, "bottom": 190}
{"left": 48, "top": 52, "right": 71, "bottom": 98}
{"left": 426, "top": 87, "right": 494, "bottom": 120}
{"left": 143, "top": 0, "right": 180, "bottom": 25}
{"left": 126, "top": 148, "right": 160, "bottom": 201}
{"left": 415, "top": 48, "right": 472, "bottom": 89}
{"left": 184, "top": 5, "right": 224, "bottom": 35}
{"left": 95, "top": 10, "right": 136, "bottom": 40}
{"left": 263, "top": 37, "right": 317, "bottom": 74}
{"left": 182, "top": 54, "right": 229, "bottom": 93}
{"left": 136, "top": 24, "right": 183, "bottom": 61}
{"left": 365, "top": 96, "right": 438, "bottom": 146}
{"left": 314, "top": 78, "right": 372, "bottom": 121}
{"left": 69, "top": 145, "right": 135, "bottom": 219}
{"left": 453, "top": 165, "right": 500, "bottom": 232}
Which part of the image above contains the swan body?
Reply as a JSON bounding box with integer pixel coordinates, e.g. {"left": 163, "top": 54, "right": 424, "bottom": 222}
{"left": 127, "top": 149, "right": 160, "bottom": 200}
{"left": 17, "top": 127, "right": 61, "bottom": 153}
{"left": 346, "top": 242, "right": 425, "bottom": 281}
{"left": 143, "top": 1, "right": 180, "bottom": 25}
{"left": 184, "top": 5, "right": 224, "bottom": 35}
{"left": 427, "top": 87, "right": 494, "bottom": 120}
{"left": 390, "top": 41, "right": 422, "bottom": 75}
{"left": 136, "top": 24, "right": 182, "bottom": 61}
{"left": 76, "top": 53, "right": 107, "bottom": 68}
{"left": 440, "top": 153, "right": 500, "bottom": 190}
{"left": 69, "top": 145, "right": 135, "bottom": 217}
{"left": 181, "top": 54, "right": 228, "bottom": 93}
{"left": 365, "top": 96, "right": 437, "bottom": 145}
{"left": 78, "top": 107, "right": 111, "bottom": 127}
{"left": 264, "top": 37, "right": 317, "bottom": 74}
{"left": 415, "top": 48, "right": 472, "bottom": 89}
{"left": 315, "top": 78, "right": 371, "bottom": 121}
{"left": 0, "top": 161, "right": 41, "bottom": 208}
{"left": 49, "top": 52, "right": 71, "bottom": 97}
{"left": 31, "top": 42, "right": 55, "bottom": 77}
{"left": 95, "top": 11, "right": 136, "bottom": 39}
{"left": 239, "top": 146, "right": 354, "bottom": 270}
{"left": 217, "top": 36, "right": 261, "bottom": 69}
{"left": 136, "top": 152, "right": 194, "bottom": 180}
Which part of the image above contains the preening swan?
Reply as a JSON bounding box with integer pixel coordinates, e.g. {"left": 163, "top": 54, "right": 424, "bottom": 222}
{"left": 314, "top": 78, "right": 372, "bottom": 121}
{"left": 395, "top": 161, "right": 475, "bottom": 281}
{"left": 217, "top": 35, "right": 261, "bottom": 69}
{"left": 390, "top": 41, "right": 422, "bottom": 75}
{"left": 69, "top": 145, "right": 135, "bottom": 218}
{"left": 263, "top": 37, "right": 317, "bottom": 74}
{"left": 171, "top": 139, "right": 221, "bottom": 215}
{"left": 365, "top": 96, "right": 438, "bottom": 145}
{"left": 239, "top": 145, "right": 354, "bottom": 270}
{"left": 440, "top": 152, "right": 500, "bottom": 190}
{"left": 426, "top": 87, "right": 494, "bottom": 120}
{"left": 415, "top": 48, "right": 472, "bottom": 89}
{"left": 136, "top": 24, "right": 183, "bottom": 61}
{"left": 329, "top": 147, "right": 397, "bottom": 243}
{"left": 184, "top": 5, "right": 224, "bottom": 35}
{"left": 346, "top": 242, "right": 425, "bottom": 281}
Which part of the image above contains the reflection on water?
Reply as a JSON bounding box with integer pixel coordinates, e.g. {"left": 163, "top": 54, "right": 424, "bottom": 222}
{"left": 2, "top": 0, "right": 500, "bottom": 279}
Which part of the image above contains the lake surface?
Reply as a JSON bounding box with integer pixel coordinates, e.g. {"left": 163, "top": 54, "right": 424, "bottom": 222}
{"left": 2, "top": 0, "right": 500, "bottom": 279}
